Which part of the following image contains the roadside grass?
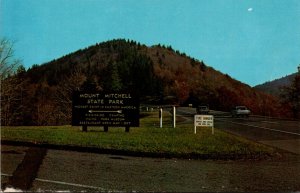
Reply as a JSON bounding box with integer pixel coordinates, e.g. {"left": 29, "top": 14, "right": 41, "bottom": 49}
{"left": 1, "top": 111, "right": 275, "bottom": 159}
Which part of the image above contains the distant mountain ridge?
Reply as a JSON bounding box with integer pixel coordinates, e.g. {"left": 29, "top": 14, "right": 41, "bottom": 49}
{"left": 254, "top": 73, "right": 297, "bottom": 97}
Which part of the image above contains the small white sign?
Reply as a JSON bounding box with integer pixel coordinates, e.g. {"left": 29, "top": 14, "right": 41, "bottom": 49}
{"left": 194, "top": 115, "right": 214, "bottom": 134}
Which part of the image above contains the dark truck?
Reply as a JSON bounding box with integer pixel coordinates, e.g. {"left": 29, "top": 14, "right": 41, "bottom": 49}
{"left": 196, "top": 106, "right": 209, "bottom": 114}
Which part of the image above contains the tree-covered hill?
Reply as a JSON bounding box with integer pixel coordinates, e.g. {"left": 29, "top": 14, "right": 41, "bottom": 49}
{"left": 254, "top": 73, "right": 297, "bottom": 97}
{"left": 1, "top": 39, "right": 291, "bottom": 125}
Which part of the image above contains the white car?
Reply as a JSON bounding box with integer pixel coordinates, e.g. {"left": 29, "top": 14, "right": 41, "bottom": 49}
{"left": 231, "top": 106, "right": 251, "bottom": 117}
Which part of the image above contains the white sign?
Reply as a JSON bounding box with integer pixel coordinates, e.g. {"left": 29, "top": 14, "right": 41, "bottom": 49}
{"left": 194, "top": 115, "right": 214, "bottom": 134}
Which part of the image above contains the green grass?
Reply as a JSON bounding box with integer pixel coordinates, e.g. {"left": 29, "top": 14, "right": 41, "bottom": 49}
{"left": 1, "top": 112, "right": 275, "bottom": 159}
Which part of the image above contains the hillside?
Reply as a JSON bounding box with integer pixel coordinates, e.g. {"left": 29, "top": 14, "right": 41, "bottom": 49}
{"left": 1, "top": 39, "right": 291, "bottom": 125}
{"left": 254, "top": 73, "right": 297, "bottom": 97}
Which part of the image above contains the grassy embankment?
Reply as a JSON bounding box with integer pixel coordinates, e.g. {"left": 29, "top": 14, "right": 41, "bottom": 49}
{"left": 1, "top": 111, "right": 275, "bottom": 159}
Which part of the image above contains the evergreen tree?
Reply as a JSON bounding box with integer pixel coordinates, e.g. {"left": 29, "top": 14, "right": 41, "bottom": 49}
{"left": 81, "top": 76, "right": 97, "bottom": 91}
{"left": 110, "top": 62, "right": 122, "bottom": 91}
{"left": 281, "top": 69, "right": 300, "bottom": 118}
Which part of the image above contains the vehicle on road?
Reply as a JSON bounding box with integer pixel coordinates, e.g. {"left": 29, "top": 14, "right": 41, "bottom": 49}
{"left": 196, "top": 106, "right": 209, "bottom": 114}
{"left": 231, "top": 106, "right": 251, "bottom": 117}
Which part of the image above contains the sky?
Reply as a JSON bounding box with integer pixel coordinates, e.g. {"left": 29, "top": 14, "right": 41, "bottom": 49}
{"left": 1, "top": 0, "right": 300, "bottom": 86}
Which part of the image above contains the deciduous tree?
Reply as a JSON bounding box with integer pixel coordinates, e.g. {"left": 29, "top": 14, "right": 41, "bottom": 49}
{"left": 0, "top": 38, "right": 21, "bottom": 79}
{"left": 0, "top": 38, "right": 25, "bottom": 125}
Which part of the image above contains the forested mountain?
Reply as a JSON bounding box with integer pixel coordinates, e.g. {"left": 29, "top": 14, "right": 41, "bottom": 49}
{"left": 1, "top": 39, "right": 292, "bottom": 125}
{"left": 254, "top": 73, "right": 297, "bottom": 97}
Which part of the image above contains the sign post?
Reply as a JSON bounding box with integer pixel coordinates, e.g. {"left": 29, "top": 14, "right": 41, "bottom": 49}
{"left": 194, "top": 115, "right": 214, "bottom": 134}
{"left": 172, "top": 106, "right": 176, "bottom": 128}
{"left": 72, "top": 92, "right": 139, "bottom": 132}
{"left": 159, "top": 108, "right": 163, "bottom": 128}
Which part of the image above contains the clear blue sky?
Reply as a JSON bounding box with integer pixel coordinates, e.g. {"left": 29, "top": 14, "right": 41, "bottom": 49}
{"left": 1, "top": 0, "right": 300, "bottom": 86}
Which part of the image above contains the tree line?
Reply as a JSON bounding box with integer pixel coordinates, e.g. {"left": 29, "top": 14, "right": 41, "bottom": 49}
{"left": 1, "top": 39, "right": 163, "bottom": 125}
{"left": 1, "top": 38, "right": 299, "bottom": 126}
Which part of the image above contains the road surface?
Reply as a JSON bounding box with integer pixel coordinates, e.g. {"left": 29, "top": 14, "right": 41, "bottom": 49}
{"left": 177, "top": 107, "right": 300, "bottom": 154}
{"left": 1, "top": 144, "right": 300, "bottom": 192}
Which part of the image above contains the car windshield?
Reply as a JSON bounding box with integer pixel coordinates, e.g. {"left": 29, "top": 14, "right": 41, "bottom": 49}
{"left": 237, "top": 106, "right": 247, "bottom": 110}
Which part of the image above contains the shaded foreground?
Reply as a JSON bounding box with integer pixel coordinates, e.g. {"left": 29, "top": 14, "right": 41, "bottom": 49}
{"left": 2, "top": 145, "right": 300, "bottom": 192}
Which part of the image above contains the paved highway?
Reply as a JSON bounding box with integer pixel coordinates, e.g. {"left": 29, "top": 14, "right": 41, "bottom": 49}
{"left": 2, "top": 145, "right": 300, "bottom": 192}
{"left": 177, "top": 107, "right": 300, "bottom": 154}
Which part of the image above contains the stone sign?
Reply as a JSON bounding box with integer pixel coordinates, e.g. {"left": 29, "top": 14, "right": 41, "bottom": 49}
{"left": 72, "top": 92, "right": 139, "bottom": 127}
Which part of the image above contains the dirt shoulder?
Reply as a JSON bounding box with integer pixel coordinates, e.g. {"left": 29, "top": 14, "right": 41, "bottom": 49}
{"left": 1, "top": 139, "right": 297, "bottom": 161}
